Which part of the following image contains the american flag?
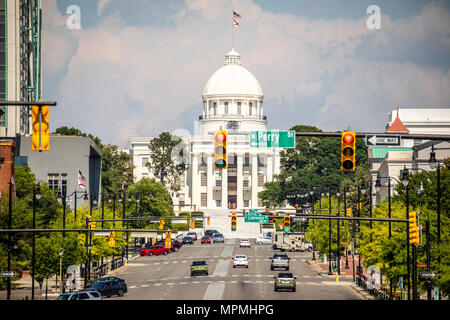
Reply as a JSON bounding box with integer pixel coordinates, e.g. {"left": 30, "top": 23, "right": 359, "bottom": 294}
{"left": 233, "top": 11, "right": 242, "bottom": 19}
{"left": 78, "top": 169, "right": 86, "bottom": 189}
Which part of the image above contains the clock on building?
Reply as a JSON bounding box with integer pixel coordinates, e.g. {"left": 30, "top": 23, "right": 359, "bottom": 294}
{"left": 226, "top": 121, "right": 240, "bottom": 132}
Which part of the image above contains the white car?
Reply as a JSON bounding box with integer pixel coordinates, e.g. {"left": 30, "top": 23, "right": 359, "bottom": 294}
{"left": 56, "top": 290, "right": 102, "bottom": 300}
{"left": 233, "top": 255, "right": 249, "bottom": 268}
{"left": 239, "top": 239, "right": 251, "bottom": 248}
{"left": 255, "top": 236, "right": 272, "bottom": 245}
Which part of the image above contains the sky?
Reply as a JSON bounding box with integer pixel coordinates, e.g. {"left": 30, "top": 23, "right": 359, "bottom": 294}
{"left": 42, "top": 0, "right": 450, "bottom": 148}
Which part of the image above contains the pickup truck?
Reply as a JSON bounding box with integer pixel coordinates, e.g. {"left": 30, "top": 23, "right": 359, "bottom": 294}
{"left": 270, "top": 253, "right": 290, "bottom": 271}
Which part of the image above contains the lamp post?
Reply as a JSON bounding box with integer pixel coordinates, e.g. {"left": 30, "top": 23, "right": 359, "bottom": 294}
{"left": 309, "top": 189, "right": 316, "bottom": 260}
{"left": 344, "top": 186, "right": 350, "bottom": 270}
{"left": 328, "top": 189, "right": 332, "bottom": 275}
{"left": 31, "top": 184, "right": 42, "bottom": 300}
{"left": 336, "top": 191, "right": 341, "bottom": 276}
{"left": 7, "top": 179, "right": 13, "bottom": 300}
{"left": 400, "top": 167, "right": 411, "bottom": 300}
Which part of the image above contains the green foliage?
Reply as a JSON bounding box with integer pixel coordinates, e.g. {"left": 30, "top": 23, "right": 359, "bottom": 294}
{"left": 147, "top": 132, "right": 187, "bottom": 192}
{"left": 53, "top": 126, "right": 103, "bottom": 149}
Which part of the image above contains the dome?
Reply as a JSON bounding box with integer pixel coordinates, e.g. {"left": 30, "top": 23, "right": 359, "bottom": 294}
{"left": 203, "top": 49, "right": 263, "bottom": 98}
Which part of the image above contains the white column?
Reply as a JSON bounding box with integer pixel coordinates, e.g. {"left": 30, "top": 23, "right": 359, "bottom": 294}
{"left": 237, "top": 153, "right": 244, "bottom": 209}
{"left": 251, "top": 154, "right": 258, "bottom": 208}
{"left": 207, "top": 153, "right": 214, "bottom": 209}
{"left": 191, "top": 154, "right": 199, "bottom": 208}
{"left": 274, "top": 149, "right": 281, "bottom": 175}
{"left": 221, "top": 167, "right": 228, "bottom": 209}
{"left": 260, "top": 101, "right": 264, "bottom": 118}
{"left": 267, "top": 153, "right": 273, "bottom": 182}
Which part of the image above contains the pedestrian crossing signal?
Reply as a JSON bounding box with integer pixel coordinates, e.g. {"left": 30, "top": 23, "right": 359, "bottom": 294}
{"left": 31, "top": 105, "right": 50, "bottom": 151}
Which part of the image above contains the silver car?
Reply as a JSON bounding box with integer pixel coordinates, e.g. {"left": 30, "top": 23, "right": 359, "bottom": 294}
{"left": 213, "top": 233, "right": 224, "bottom": 243}
{"left": 256, "top": 236, "right": 272, "bottom": 245}
{"left": 56, "top": 290, "right": 102, "bottom": 300}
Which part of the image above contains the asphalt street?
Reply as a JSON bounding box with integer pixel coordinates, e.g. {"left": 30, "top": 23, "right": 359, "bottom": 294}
{"left": 108, "top": 239, "right": 362, "bottom": 300}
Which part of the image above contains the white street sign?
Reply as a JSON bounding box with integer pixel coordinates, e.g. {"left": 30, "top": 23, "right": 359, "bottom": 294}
{"left": 365, "top": 135, "right": 401, "bottom": 146}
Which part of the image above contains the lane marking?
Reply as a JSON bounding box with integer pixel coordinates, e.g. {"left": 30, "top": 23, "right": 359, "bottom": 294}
{"left": 213, "top": 259, "right": 230, "bottom": 277}
{"left": 203, "top": 282, "right": 225, "bottom": 300}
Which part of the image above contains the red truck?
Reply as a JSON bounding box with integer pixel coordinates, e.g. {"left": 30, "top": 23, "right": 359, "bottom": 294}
{"left": 139, "top": 245, "right": 170, "bottom": 256}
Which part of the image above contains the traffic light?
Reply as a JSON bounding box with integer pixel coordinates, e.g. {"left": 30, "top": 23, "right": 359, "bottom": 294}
{"left": 159, "top": 218, "right": 164, "bottom": 229}
{"left": 231, "top": 212, "right": 237, "bottom": 231}
{"left": 272, "top": 211, "right": 277, "bottom": 223}
{"left": 207, "top": 217, "right": 210, "bottom": 225}
{"left": 165, "top": 231, "right": 172, "bottom": 249}
{"left": 31, "top": 105, "right": 50, "bottom": 151}
{"left": 409, "top": 212, "right": 419, "bottom": 245}
{"left": 108, "top": 231, "right": 116, "bottom": 248}
{"left": 265, "top": 208, "right": 269, "bottom": 214}
{"left": 214, "top": 130, "right": 227, "bottom": 169}
{"left": 190, "top": 218, "right": 195, "bottom": 229}
{"left": 341, "top": 131, "right": 356, "bottom": 172}
{"left": 283, "top": 216, "right": 291, "bottom": 232}
{"left": 346, "top": 208, "right": 352, "bottom": 217}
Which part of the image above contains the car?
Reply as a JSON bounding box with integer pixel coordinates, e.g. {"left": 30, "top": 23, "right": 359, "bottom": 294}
{"left": 233, "top": 255, "right": 249, "bottom": 268}
{"left": 304, "top": 242, "right": 313, "bottom": 252}
{"left": 212, "top": 233, "right": 224, "bottom": 243}
{"left": 94, "top": 276, "right": 125, "bottom": 283}
{"left": 186, "top": 231, "right": 198, "bottom": 241}
{"left": 274, "top": 272, "right": 297, "bottom": 292}
{"left": 255, "top": 236, "right": 272, "bottom": 245}
{"left": 190, "top": 260, "right": 208, "bottom": 276}
{"left": 201, "top": 236, "right": 211, "bottom": 244}
{"left": 205, "top": 229, "right": 219, "bottom": 238}
{"left": 140, "top": 245, "right": 170, "bottom": 256}
{"left": 239, "top": 239, "right": 251, "bottom": 247}
{"left": 85, "top": 279, "right": 127, "bottom": 298}
{"left": 271, "top": 253, "right": 290, "bottom": 271}
{"left": 55, "top": 290, "right": 102, "bottom": 300}
{"left": 155, "top": 239, "right": 182, "bottom": 252}
{"left": 182, "top": 236, "right": 194, "bottom": 244}
{"left": 265, "top": 232, "right": 273, "bottom": 238}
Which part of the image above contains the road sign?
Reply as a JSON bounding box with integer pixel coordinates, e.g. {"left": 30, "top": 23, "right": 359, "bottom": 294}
{"left": 420, "top": 271, "right": 436, "bottom": 279}
{"left": 365, "top": 135, "right": 401, "bottom": 146}
{"left": 247, "top": 209, "right": 259, "bottom": 216}
{"left": 1, "top": 271, "right": 16, "bottom": 277}
{"left": 250, "top": 130, "right": 295, "bottom": 148}
{"left": 417, "top": 263, "right": 432, "bottom": 268}
{"left": 94, "top": 231, "right": 110, "bottom": 236}
{"left": 244, "top": 214, "right": 268, "bottom": 223}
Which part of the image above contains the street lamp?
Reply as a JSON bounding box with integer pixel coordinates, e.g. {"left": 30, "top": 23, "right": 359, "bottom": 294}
{"left": 400, "top": 167, "right": 412, "bottom": 300}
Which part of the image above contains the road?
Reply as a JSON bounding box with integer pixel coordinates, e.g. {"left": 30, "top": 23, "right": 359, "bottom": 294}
{"left": 109, "top": 239, "right": 362, "bottom": 300}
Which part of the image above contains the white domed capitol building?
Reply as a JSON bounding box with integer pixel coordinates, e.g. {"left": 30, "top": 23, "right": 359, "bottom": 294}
{"left": 129, "top": 49, "right": 281, "bottom": 234}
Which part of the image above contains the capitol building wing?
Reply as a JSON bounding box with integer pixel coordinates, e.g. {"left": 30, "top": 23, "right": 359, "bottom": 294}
{"left": 130, "top": 49, "right": 281, "bottom": 210}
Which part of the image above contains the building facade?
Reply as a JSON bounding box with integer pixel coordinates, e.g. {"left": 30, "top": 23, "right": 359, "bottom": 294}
{"left": 19, "top": 135, "right": 102, "bottom": 209}
{"left": 130, "top": 49, "right": 281, "bottom": 210}
{"left": 0, "top": 0, "right": 42, "bottom": 138}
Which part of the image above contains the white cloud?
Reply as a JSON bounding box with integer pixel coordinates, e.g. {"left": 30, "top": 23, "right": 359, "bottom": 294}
{"left": 43, "top": 0, "right": 450, "bottom": 147}
{"left": 97, "top": 0, "right": 112, "bottom": 16}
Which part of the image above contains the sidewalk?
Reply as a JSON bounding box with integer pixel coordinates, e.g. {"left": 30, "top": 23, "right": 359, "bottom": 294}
{"left": 0, "top": 253, "right": 141, "bottom": 300}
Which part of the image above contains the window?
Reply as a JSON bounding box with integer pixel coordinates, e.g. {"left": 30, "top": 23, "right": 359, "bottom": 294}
{"left": 224, "top": 102, "right": 228, "bottom": 114}
{"left": 201, "top": 193, "right": 207, "bottom": 207}
{"left": 48, "top": 174, "right": 60, "bottom": 193}
{"left": 201, "top": 172, "right": 207, "bottom": 186}
{"left": 61, "top": 174, "right": 67, "bottom": 196}
{"left": 243, "top": 180, "right": 249, "bottom": 188}
{"left": 200, "top": 154, "right": 207, "bottom": 166}
{"left": 216, "top": 200, "right": 222, "bottom": 207}
{"left": 215, "top": 180, "right": 222, "bottom": 187}
{"left": 258, "top": 175, "right": 265, "bottom": 187}
{"left": 142, "top": 157, "right": 149, "bottom": 167}
{"left": 244, "top": 200, "right": 249, "bottom": 207}
{"left": 258, "top": 155, "right": 265, "bottom": 167}
{"left": 237, "top": 102, "right": 241, "bottom": 115}
{"left": 214, "top": 102, "right": 217, "bottom": 115}
{"left": 249, "top": 102, "right": 252, "bottom": 115}
{"left": 244, "top": 153, "right": 250, "bottom": 167}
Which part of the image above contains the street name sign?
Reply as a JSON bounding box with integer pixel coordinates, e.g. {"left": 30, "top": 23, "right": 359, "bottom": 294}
{"left": 250, "top": 130, "right": 295, "bottom": 148}
{"left": 247, "top": 209, "right": 260, "bottom": 216}
{"left": 1, "top": 271, "right": 16, "bottom": 277}
{"left": 420, "top": 271, "right": 436, "bottom": 279}
{"left": 365, "top": 135, "right": 401, "bottom": 146}
{"left": 244, "top": 214, "right": 268, "bottom": 223}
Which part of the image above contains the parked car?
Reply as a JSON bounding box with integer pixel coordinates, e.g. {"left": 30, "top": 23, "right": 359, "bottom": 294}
{"left": 182, "top": 236, "right": 194, "bottom": 244}
{"left": 186, "top": 231, "right": 198, "bottom": 241}
{"left": 140, "top": 245, "right": 170, "bottom": 256}
{"left": 274, "top": 272, "right": 297, "bottom": 292}
{"left": 190, "top": 260, "right": 208, "bottom": 276}
{"left": 94, "top": 276, "right": 124, "bottom": 283}
{"left": 55, "top": 290, "right": 102, "bottom": 300}
{"left": 201, "top": 236, "right": 211, "bottom": 244}
{"left": 303, "top": 242, "right": 313, "bottom": 252}
{"left": 155, "top": 239, "right": 182, "bottom": 252}
{"left": 255, "top": 236, "right": 272, "bottom": 245}
{"left": 205, "top": 229, "right": 219, "bottom": 238}
{"left": 271, "top": 253, "right": 290, "bottom": 271}
{"left": 233, "top": 255, "right": 249, "bottom": 268}
{"left": 85, "top": 279, "right": 127, "bottom": 298}
{"left": 239, "top": 239, "right": 251, "bottom": 248}
{"left": 212, "top": 233, "right": 224, "bottom": 243}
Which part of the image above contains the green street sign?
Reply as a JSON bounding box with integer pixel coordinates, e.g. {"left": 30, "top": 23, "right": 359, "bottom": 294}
{"left": 245, "top": 215, "right": 268, "bottom": 223}
{"left": 250, "top": 130, "right": 295, "bottom": 148}
{"left": 247, "top": 209, "right": 259, "bottom": 216}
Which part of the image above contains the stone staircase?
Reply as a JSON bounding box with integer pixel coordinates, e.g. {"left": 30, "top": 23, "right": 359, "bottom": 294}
{"left": 203, "top": 209, "right": 263, "bottom": 239}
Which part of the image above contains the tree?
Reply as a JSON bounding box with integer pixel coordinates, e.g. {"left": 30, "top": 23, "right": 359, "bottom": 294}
{"left": 147, "top": 132, "right": 186, "bottom": 192}
{"left": 101, "top": 144, "right": 134, "bottom": 200}
{"left": 53, "top": 126, "right": 103, "bottom": 149}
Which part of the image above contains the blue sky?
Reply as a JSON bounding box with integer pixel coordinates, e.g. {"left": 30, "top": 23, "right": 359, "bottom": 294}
{"left": 42, "top": 0, "right": 450, "bottom": 147}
